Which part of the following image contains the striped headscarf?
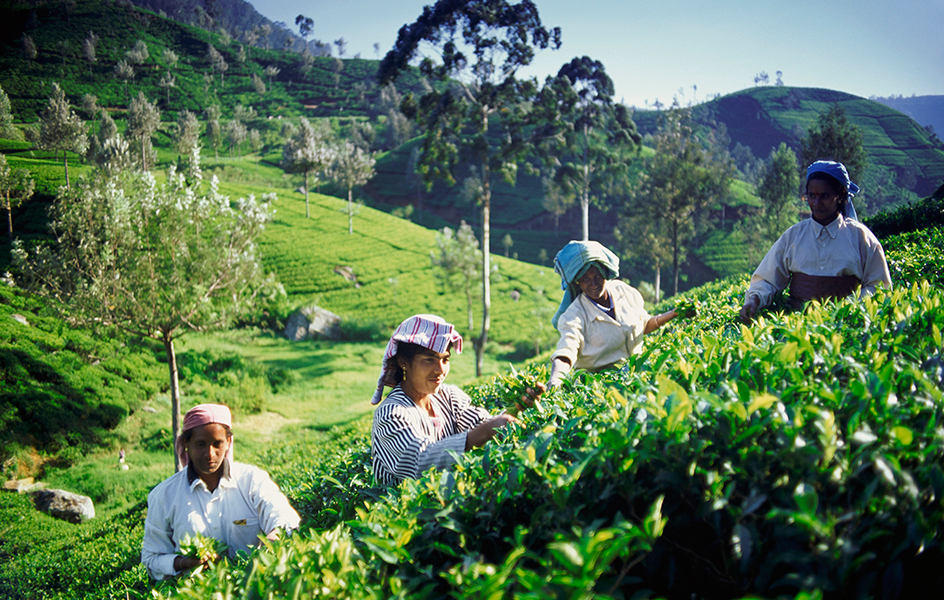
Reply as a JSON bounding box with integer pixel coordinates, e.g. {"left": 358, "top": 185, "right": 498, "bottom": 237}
{"left": 371, "top": 314, "right": 463, "bottom": 404}
{"left": 174, "top": 403, "right": 234, "bottom": 467}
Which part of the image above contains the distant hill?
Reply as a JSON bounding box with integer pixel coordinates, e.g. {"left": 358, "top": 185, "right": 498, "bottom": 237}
{"left": 871, "top": 95, "right": 944, "bottom": 138}
{"left": 632, "top": 87, "right": 944, "bottom": 203}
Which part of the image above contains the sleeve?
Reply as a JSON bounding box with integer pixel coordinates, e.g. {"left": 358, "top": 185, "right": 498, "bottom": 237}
{"left": 551, "top": 303, "right": 585, "bottom": 366}
{"left": 246, "top": 468, "right": 301, "bottom": 536}
{"left": 746, "top": 233, "right": 793, "bottom": 308}
{"left": 446, "top": 385, "right": 490, "bottom": 433}
{"left": 372, "top": 402, "right": 469, "bottom": 485}
{"left": 858, "top": 230, "right": 892, "bottom": 297}
{"left": 140, "top": 485, "right": 180, "bottom": 581}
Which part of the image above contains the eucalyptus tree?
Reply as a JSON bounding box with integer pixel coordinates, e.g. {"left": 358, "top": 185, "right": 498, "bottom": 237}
{"left": 757, "top": 142, "right": 801, "bottom": 245}
{"left": 329, "top": 140, "right": 376, "bottom": 234}
{"left": 0, "top": 154, "right": 35, "bottom": 239}
{"left": 620, "top": 105, "right": 732, "bottom": 297}
{"left": 172, "top": 110, "right": 201, "bottom": 157}
{"left": 281, "top": 117, "right": 335, "bottom": 218}
{"left": 0, "top": 85, "right": 21, "bottom": 140}
{"left": 378, "top": 0, "right": 562, "bottom": 375}
{"left": 553, "top": 56, "right": 641, "bottom": 240}
{"left": 12, "top": 156, "right": 275, "bottom": 472}
{"left": 206, "top": 105, "right": 222, "bottom": 161}
{"left": 38, "top": 83, "right": 87, "bottom": 189}
{"left": 431, "top": 221, "right": 482, "bottom": 331}
{"left": 800, "top": 103, "right": 867, "bottom": 183}
{"left": 126, "top": 91, "right": 161, "bottom": 171}
{"left": 81, "top": 31, "right": 98, "bottom": 76}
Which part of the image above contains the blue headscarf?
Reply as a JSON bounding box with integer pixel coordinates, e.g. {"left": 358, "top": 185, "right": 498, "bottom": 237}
{"left": 807, "top": 161, "right": 859, "bottom": 220}
{"left": 551, "top": 241, "right": 620, "bottom": 329}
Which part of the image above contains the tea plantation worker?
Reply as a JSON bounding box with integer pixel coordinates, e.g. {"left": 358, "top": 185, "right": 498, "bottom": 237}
{"left": 371, "top": 314, "right": 544, "bottom": 486}
{"left": 141, "top": 403, "right": 301, "bottom": 580}
{"left": 740, "top": 160, "right": 892, "bottom": 324}
{"left": 548, "top": 240, "right": 685, "bottom": 388}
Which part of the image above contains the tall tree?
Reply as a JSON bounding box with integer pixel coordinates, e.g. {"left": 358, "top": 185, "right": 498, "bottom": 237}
{"left": 37, "top": 83, "right": 87, "bottom": 189}
{"left": 126, "top": 91, "right": 161, "bottom": 171}
{"left": 431, "top": 221, "right": 481, "bottom": 332}
{"left": 281, "top": 117, "right": 334, "bottom": 219}
{"left": 378, "top": 0, "right": 562, "bottom": 376}
{"left": 0, "top": 84, "right": 22, "bottom": 141}
{"left": 757, "top": 142, "right": 801, "bottom": 245}
{"left": 553, "top": 56, "right": 640, "bottom": 240}
{"left": 621, "top": 105, "right": 731, "bottom": 296}
{"left": 329, "top": 140, "right": 376, "bottom": 234}
{"left": 172, "top": 110, "right": 201, "bottom": 157}
{"left": 206, "top": 105, "right": 222, "bottom": 161}
{"left": 800, "top": 103, "right": 868, "bottom": 183}
{"left": 12, "top": 160, "right": 274, "bottom": 472}
{"left": 0, "top": 154, "right": 36, "bottom": 239}
{"left": 81, "top": 31, "right": 98, "bottom": 76}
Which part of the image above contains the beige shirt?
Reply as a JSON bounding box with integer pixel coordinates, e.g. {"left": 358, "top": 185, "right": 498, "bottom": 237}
{"left": 552, "top": 280, "right": 650, "bottom": 371}
{"left": 746, "top": 215, "right": 892, "bottom": 308}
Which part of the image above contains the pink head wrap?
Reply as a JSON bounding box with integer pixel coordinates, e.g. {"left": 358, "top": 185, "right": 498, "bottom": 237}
{"left": 371, "top": 314, "right": 463, "bottom": 404}
{"left": 174, "top": 403, "right": 235, "bottom": 467}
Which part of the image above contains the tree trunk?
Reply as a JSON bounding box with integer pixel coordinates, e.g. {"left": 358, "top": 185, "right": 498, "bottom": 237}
{"left": 654, "top": 262, "right": 661, "bottom": 304}
{"left": 465, "top": 282, "right": 473, "bottom": 332}
{"left": 164, "top": 335, "right": 183, "bottom": 472}
{"left": 141, "top": 136, "right": 147, "bottom": 172}
{"left": 348, "top": 187, "right": 353, "bottom": 234}
{"left": 477, "top": 176, "right": 491, "bottom": 378}
{"left": 63, "top": 155, "right": 70, "bottom": 190}
{"left": 304, "top": 169, "right": 310, "bottom": 219}
{"left": 581, "top": 124, "right": 590, "bottom": 241}
{"left": 5, "top": 193, "right": 12, "bottom": 240}
{"left": 672, "top": 221, "right": 680, "bottom": 297}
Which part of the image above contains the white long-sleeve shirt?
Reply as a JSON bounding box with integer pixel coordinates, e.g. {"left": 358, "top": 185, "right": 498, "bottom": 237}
{"left": 141, "top": 460, "right": 300, "bottom": 580}
{"left": 551, "top": 279, "right": 650, "bottom": 372}
{"left": 371, "top": 384, "right": 490, "bottom": 486}
{"left": 746, "top": 215, "right": 892, "bottom": 308}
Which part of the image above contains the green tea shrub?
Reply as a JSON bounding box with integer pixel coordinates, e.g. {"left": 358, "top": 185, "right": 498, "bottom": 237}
{"left": 883, "top": 227, "right": 944, "bottom": 288}
{"left": 152, "top": 280, "right": 944, "bottom": 599}
{"left": 864, "top": 194, "right": 944, "bottom": 239}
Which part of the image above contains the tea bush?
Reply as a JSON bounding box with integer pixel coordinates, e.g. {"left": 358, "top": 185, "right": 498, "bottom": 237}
{"left": 154, "top": 266, "right": 944, "bottom": 599}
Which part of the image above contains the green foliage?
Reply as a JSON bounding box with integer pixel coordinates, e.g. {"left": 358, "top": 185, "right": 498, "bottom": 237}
{"left": 179, "top": 532, "right": 229, "bottom": 564}
{"left": 800, "top": 103, "right": 868, "bottom": 184}
{"left": 0, "top": 284, "right": 164, "bottom": 469}
{"left": 864, "top": 193, "right": 944, "bottom": 239}
{"left": 151, "top": 275, "right": 944, "bottom": 599}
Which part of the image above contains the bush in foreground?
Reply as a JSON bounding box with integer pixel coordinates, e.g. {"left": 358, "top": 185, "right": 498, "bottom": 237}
{"left": 156, "top": 275, "right": 944, "bottom": 599}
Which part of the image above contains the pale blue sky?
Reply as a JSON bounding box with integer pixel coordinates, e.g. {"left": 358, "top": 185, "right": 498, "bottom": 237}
{"left": 248, "top": 0, "right": 943, "bottom": 108}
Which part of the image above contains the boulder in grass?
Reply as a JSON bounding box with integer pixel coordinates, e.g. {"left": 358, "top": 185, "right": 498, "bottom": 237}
{"left": 284, "top": 305, "right": 342, "bottom": 341}
{"left": 31, "top": 489, "right": 95, "bottom": 524}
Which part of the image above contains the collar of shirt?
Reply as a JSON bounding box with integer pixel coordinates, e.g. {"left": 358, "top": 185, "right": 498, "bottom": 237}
{"left": 186, "top": 458, "right": 234, "bottom": 492}
{"left": 813, "top": 214, "right": 843, "bottom": 239}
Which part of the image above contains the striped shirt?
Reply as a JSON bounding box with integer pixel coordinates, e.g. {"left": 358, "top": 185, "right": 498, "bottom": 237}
{"left": 371, "top": 384, "right": 490, "bottom": 486}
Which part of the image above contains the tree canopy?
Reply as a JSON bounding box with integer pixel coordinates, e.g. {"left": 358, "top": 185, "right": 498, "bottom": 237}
{"left": 12, "top": 157, "right": 274, "bottom": 470}
{"left": 377, "top": 0, "right": 563, "bottom": 375}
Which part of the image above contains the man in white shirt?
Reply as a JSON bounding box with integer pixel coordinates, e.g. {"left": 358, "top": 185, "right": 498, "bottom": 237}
{"left": 141, "top": 404, "right": 300, "bottom": 580}
{"left": 741, "top": 161, "right": 892, "bottom": 324}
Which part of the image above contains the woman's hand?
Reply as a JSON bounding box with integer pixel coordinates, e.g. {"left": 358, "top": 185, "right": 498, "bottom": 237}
{"left": 508, "top": 381, "right": 546, "bottom": 415}
{"left": 740, "top": 296, "right": 761, "bottom": 325}
{"left": 174, "top": 554, "right": 206, "bottom": 573}
{"left": 466, "top": 413, "right": 519, "bottom": 450}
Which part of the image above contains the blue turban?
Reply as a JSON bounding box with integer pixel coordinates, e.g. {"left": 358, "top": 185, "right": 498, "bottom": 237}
{"left": 551, "top": 240, "right": 620, "bottom": 329}
{"left": 807, "top": 161, "right": 859, "bottom": 220}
